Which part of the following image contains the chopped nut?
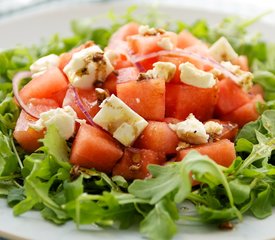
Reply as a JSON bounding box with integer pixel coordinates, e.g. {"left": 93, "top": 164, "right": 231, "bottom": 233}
{"left": 218, "top": 221, "right": 234, "bottom": 230}
{"left": 137, "top": 72, "right": 151, "bottom": 81}
{"left": 95, "top": 88, "right": 109, "bottom": 104}
{"left": 70, "top": 165, "right": 81, "bottom": 180}
{"left": 92, "top": 52, "right": 104, "bottom": 62}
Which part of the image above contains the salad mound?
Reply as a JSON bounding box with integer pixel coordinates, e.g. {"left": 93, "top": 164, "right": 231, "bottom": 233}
{"left": 14, "top": 22, "right": 256, "bottom": 179}
{"left": 1, "top": 8, "right": 275, "bottom": 240}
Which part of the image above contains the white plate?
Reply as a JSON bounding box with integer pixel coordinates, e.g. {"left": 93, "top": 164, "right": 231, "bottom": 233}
{"left": 1, "top": 1, "right": 275, "bottom": 239}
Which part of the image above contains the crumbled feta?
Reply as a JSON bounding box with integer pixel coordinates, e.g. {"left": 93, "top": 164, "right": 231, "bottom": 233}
{"left": 204, "top": 121, "right": 223, "bottom": 136}
{"left": 30, "top": 54, "right": 59, "bottom": 78}
{"left": 63, "top": 45, "right": 114, "bottom": 89}
{"left": 179, "top": 62, "right": 216, "bottom": 88}
{"left": 93, "top": 94, "right": 148, "bottom": 146}
{"left": 169, "top": 114, "right": 209, "bottom": 145}
{"left": 157, "top": 37, "right": 174, "bottom": 50}
{"left": 146, "top": 62, "right": 176, "bottom": 82}
{"left": 176, "top": 141, "right": 191, "bottom": 151}
{"left": 221, "top": 61, "right": 253, "bottom": 91}
{"left": 138, "top": 25, "right": 165, "bottom": 36}
{"left": 208, "top": 37, "right": 238, "bottom": 62}
{"left": 29, "top": 106, "right": 79, "bottom": 140}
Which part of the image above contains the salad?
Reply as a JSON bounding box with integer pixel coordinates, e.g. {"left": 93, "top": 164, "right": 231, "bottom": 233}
{"left": 1, "top": 6, "right": 275, "bottom": 240}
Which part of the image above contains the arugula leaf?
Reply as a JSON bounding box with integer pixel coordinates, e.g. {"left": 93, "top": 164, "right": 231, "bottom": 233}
{"left": 229, "top": 179, "right": 251, "bottom": 205}
{"left": 41, "top": 125, "right": 71, "bottom": 170}
{"left": 0, "top": 131, "right": 19, "bottom": 176}
{"left": 128, "top": 161, "right": 191, "bottom": 204}
{"left": 63, "top": 191, "right": 140, "bottom": 228}
{"left": 261, "top": 110, "right": 275, "bottom": 137}
{"left": 235, "top": 138, "right": 253, "bottom": 153}
{"left": 250, "top": 184, "right": 272, "bottom": 219}
{"left": 140, "top": 198, "right": 178, "bottom": 240}
{"left": 64, "top": 175, "right": 83, "bottom": 202}
{"left": 13, "top": 156, "right": 68, "bottom": 220}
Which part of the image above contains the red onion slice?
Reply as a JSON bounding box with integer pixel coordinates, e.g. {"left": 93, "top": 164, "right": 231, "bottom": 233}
{"left": 71, "top": 85, "right": 96, "bottom": 126}
{"left": 126, "top": 49, "right": 146, "bottom": 72}
{"left": 12, "top": 71, "right": 39, "bottom": 119}
{"left": 131, "top": 49, "right": 240, "bottom": 82}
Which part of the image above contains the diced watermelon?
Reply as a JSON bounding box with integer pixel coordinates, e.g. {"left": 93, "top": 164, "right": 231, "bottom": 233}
{"left": 103, "top": 72, "right": 117, "bottom": 95}
{"left": 214, "top": 78, "right": 251, "bottom": 116}
{"left": 165, "top": 83, "right": 218, "bottom": 121}
{"left": 177, "top": 30, "right": 205, "bottom": 49}
{"left": 20, "top": 67, "right": 68, "bottom": 105}
{"left": 176, "top": 139, "right": 236, "bottom": 167}
{"left": 109, "top": 22, "right": 140, "bottom": 44}
{"left": 62, "top": 87, "right": 100, "bottom": 121}
{"left": 220, "top": 94, "right": 263, "bottom": 127}
{"left": 117, "top": 67, "right": 139, "bottom": 83}
{"left": 107, "top": 22, "right": 140, "bottom": 68}
{"left": 117, "top": 78, "right": 165, "bottom": 120}
{"left": 134, "top": 121, "right": 179, "bottom": 154}
{"left": 128, "top": 32, "right": 178, "bottom": 55}
{"left": 70, "top": 124, "right": 123, "bottom": 173}
{"left": 112, "top": 148, "right": 166, "bottom": 180}
{"left": 249, "top": 84, "right": 264, "bottom": 98}
{"left": 232, "top": 55, "right": 249, "bottom": 71}
{"left": 13, "top": 98, "right": 59, "bottom": 152}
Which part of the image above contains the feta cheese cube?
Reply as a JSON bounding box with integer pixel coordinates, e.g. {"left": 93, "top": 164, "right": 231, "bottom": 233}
{"left": 63, "top": 45, "right": 114, "bottom": 89}
{"left": 29, "top": 106, "right": 79, "bottom": 140}
{"left": 157, "top": 37, "right": 174, "bottom": 50}
{"left": 93, "top": 94, "right": 148, "bottom": 146}
{"left": 179, "top": 62, "right": 216, "bottom": 88}
{"left": 204, "top": 121, "right": 223, "bottom": 136}
{"left": 209, "top": 37, "right": 238, "bottom": 62}
{"left": 169, "top": 114, "right": 209, "bottom": 145}
{"left": 30, "top": 54, "right": 59, "bottom": 78}
{"left": 221, "top": 61, "right": 253, "bottom": 91}
{"left": 146, "top": 61, "right": 176, "bottom": 82}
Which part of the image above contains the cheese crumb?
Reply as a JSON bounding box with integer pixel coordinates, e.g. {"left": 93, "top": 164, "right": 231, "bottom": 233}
{"left": 169, "top": 114, "right": 209, "bottom": 145}
{"left": 93, "top": 94, "right": 148, "bottom": 146}
{"left": 157, "top": 37, "right": 174, "bottom": 50}
{"left": 204, "top": 121, "right": 223, "bottom": 136}
{"left": 179, "top": 62, "right": 216, "bottom": 88}
{"left": 176, "top": 141, "right": 191, "bottom": 151}
{"left": 29, "top": 106, "right": 79, "bottom": 140}
{"left": 221, "top": 61, "right": 253, "bottom": 91}
{"left": 64, "top": 45, "right": 114, "bottom": 89}
{"left": 138, "top": 25, "right": 165, "bottom": 36}
{"left": 208, "top": 36, "right": 238, "bottom": 62}
{"left": 146, "top": 62, "right": 176, "bottom": 82}
{"left": 30, "top": 54, "right": 59, "bottom": 78}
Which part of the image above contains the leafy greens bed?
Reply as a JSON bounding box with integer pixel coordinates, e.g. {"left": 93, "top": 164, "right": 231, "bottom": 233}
{"left": 1, "top": 6, "right": 275, "bottom": 240}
